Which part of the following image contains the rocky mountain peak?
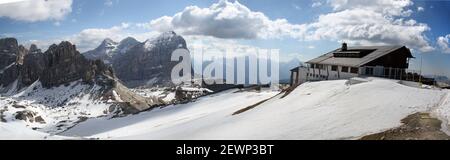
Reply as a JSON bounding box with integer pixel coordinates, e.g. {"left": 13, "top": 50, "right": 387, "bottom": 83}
{"left": 120, "top": 37, "right": 138, "bottom": 44}
{"left": 0, "top": 38, "right": 23, "bottom": 87}
{"left": 117, "top": 37, "right": 139, "bottom": 54}
{"left": 83, "top": 37, "right": 140, "bottom": 64}
{"left": 20, "top": 41, "right": 114, "bottom": 88}
{"left": 100, "top": 38, "right": 118, "bottom": 48}
{"left": 113, "top": 31, "right": 188, "bottom": 87}
{"left": 143, "top": 31, "right": 186, "bottom": 51}
{"left": 0, "top": 37, "right": 19, "bottom": 54}
{"left": 29, "top": 44, "right": 41, "bottom": 54}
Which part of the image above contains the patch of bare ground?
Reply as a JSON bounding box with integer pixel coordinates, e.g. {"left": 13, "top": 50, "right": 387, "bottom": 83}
{"left": 360, "top": 112, "right": 450, "bottom": 140}
{"left": 280, "top": 84, "right": 298, "bottom": 99}
{"left": 0, "top": 107, "right": 6, "bottom": 122}
{"left": 232, "top": 98, "right": 272, "bottom": 115}
{"left": 232, "top": 84, "right": 299, "bottom": 115}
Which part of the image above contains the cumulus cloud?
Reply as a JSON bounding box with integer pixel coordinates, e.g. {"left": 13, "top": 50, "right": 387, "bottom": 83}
{"left": 28, "top": 23, "right": 159, "bottom": 52}
{"left": 104, "top": 0, "right": 114, "bottom": 7}
{"left": 327, "top": 0, "right": 414, "bottom": 17}
{"left": 146, "top": 0, "right": 433, "bottom": 53}
{"left": 293, "top": 4, "right": 301, "bottom": 10}
{"left": 437, "top": 35, "right": 450, "bottom": 53}
{"left": 0, "top": 0, "right": 26, "bottom": 5}
{"left": 146, "top": 0, "right": 307, "bottom": 39}
{"left": 184, "top": 35, "right": 297, "bottom": 67}
{"left": 0, "top": 0, "right": 72, "bottom": 22}
{"left": 67, "top": 23, "right": 130, "bottom": 51}
{"left": 306, "top": 8, "right": 434, "bottom": 52}
{"left": 313, "top": 0, "right": 434, "bottom": 52}
{"left": 24, "top": 0, "right": 435, "bottom": 54}
{"left": 312, "top": 2, "right": 322, "bottom": 8}
{"left": 417, "top": 6, "right": 424, "bottom": 12}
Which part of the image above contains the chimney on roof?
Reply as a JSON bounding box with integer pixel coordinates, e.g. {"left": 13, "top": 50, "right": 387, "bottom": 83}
{"left": 341, "top": 42, "right": 348, "bottom": 51}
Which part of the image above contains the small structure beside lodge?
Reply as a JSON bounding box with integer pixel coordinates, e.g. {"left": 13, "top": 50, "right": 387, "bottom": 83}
{"left": 290, "top": 43, "right": 435, "bottom": 86}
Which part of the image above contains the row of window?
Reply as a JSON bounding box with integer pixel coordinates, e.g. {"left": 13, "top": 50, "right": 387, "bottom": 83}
{"left": 312, "top": 64, "right": 359, "bottom": 74}
{"left": 307, "top": 73, "right": 327, "bottom": 79}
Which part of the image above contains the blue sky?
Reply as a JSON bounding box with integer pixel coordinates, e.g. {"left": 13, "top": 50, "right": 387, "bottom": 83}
{"left": 0, "top": 0, "right": 449, "bottom": 77}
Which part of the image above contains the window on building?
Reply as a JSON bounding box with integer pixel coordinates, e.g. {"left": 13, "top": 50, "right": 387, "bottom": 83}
{"left": 310, "top": 64, "right": 315, "bottom": 68}
{"left": 341, "top": 66, "right": 349, "bottom": 73}
{"left": 331, "top": 65, "right": 338, "bottom": 71}
{"left": 350, "top": 67, "right": 359, "bottom": 74}
{"left": 317, "top": 64, "right": 323, "bottom": 70}
{"left": 365, "top": 68, "right": 374, "bottom": 75}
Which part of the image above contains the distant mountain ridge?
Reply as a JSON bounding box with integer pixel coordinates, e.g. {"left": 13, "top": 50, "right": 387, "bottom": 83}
{"left": 83, "top": 37, "right": 139, "bottom": 64}
{"left": 84, "top": 31, "right": 304, "bottom": 87}
{"left": 83, "top": 31, "right": 188, "bottom": 88}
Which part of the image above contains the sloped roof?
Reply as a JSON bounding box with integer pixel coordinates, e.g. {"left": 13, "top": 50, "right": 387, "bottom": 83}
{"left": 307, "top": 46, "right": 413, "bottom": 67}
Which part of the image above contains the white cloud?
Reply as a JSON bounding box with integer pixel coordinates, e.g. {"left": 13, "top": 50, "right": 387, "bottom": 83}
{"left": 312, "top": 2, "right": 322, "bottom": 8}
{"left": 292, "top": 0, "right": 433, "bottom": 52}
{"left": 307, "top": 45, "right": 315, "bottom": 49}
{"left": 53, "top": 21, "right": 61, "bottom": 27}
{"left": 306, "top": 8, "right": 434, "bottom": 52}
{"left": 146, "top": 0, "right": 307, "bottom": 40}
{"left": 68, "top": 23, "right": 130, "bottom": 51}
{"left": 146, "top": 0, "right": 433, "bottom": 53}
{"left": 24, "top": 0, "right": 435, "bottom": 54}
{"left": 53, "top": 21, "right": 61, "bottom": 26}
{"left": 418, "top": 6, "right": 424, "bottom": 12}
{"left": 327, "top": 0, "right": 414, "bottom": 17}
{"left": 437, "top": 34, "right": 450, "bottom": 53}
{"left": 185, "top": 35, "right": 295, "bottom": 65}
{"left": 293, "top": 4, "right": 301, "bottom": 10}
{"left": 0, "top": 0, "right": 72, "bottom": 22}
{"left": 28, "top": 23, "right": 159, "bottom": 52}
{"left": 0, "top": 0, "right": 26, "bottom": 5}
{"left": 104, "top": 0, "right": 113, "bottom": 7}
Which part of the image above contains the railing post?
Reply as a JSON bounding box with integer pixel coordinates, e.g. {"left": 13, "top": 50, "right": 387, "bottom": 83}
{"left": 400, "top": 69, "right": 403, "bottom": 80}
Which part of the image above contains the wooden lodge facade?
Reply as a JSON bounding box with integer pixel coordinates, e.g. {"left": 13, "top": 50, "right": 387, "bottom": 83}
{"left": 290, "top": 43, "right": 415, "bottom": 85}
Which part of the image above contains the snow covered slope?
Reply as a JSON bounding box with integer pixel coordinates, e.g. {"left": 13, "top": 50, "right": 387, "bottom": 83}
{"left": 434, "top": 91, "right": 450, "bottom": 135}
{"left": 3, "top": 78, "right": 450, "bottom": 140}
{"left": 60, "top": 89, "right": 277, "bottom": 138}
{"left": 62, "top": 78, "right": 449, "bottom": 140}
{"left": 0, "top": 80, "right": 122, "bottom": 139}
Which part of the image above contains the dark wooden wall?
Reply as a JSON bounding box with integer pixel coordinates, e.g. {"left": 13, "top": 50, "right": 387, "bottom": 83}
{"left": 364, "top": 47, "right": 412, "bottom": 69}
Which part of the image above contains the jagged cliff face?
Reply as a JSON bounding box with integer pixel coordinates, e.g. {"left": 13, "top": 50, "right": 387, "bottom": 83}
{"left": 0, "top": 38, "right": 114, "bottom": 89}
{"left": 0, "top": 38, "right": 28, "bottom": 87}
{"left": 0, "top": 38, "right": 161, "bottom": 114}
{"left": 21, "top": 41, "right": 114, "bottom": 88}
{"left": 112, "top": 31, "right": 188, "bottom": 87}
{"left": 0, "top": 38, "right": 19, "bottom": 69}
{"left": 82, "top": 31, "right": 188, "bottom": 88}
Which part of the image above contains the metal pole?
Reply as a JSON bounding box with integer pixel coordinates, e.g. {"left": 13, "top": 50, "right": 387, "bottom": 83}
{"left": 419, "top": 54, "right": 423, "bottom": 84}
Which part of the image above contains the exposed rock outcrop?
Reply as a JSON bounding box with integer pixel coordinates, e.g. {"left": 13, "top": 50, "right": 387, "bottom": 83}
{"left": 112, "top": 31, "right": 187, "bottom": 87}
{"left": 1, "top": 38, "right": 159, "bottom": 114}
{"left": 15, "top": 110, "right": 46, "bottom": 124}
{"left": 0, "top": 38, "right": 19, "bottom": 69}
{"left": 0, "top": 38, "right": 25, "bottom": 87}
{"left": 21, "top": 41, "right": 114, "bottom": 88}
